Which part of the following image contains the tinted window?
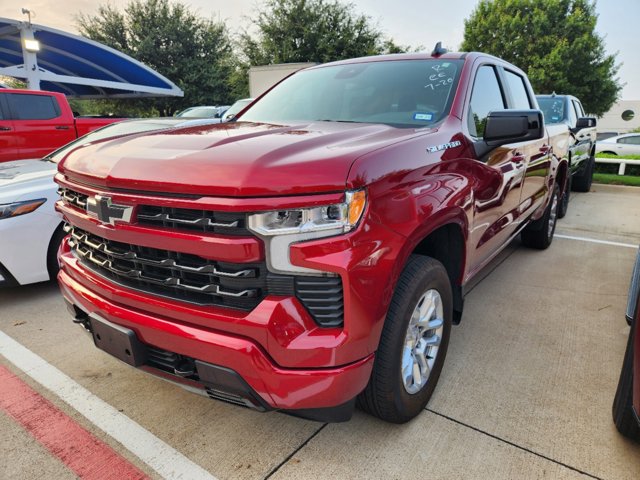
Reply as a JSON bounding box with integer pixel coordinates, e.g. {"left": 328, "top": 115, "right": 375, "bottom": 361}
{"left": 572, "top": 100, "right": 585, "bottom": 118}
{"left": 625, "top": 135, "right": 640, "bottom": 145}
{"left": 537, "top": 97, "right": 565, "bottom": 123}
{"left": 504, "top": 70, "right": 531, "bottom": 109}
{"left": 468, "top": 65, "right": 505, "bottom": 137}
{"left": 241, "top": 60, "right": 464, "bottom": 128}
{"left": 566, "top": 98, "right": 577, "bottom": 126}
{"left": 7, "top": 93, "right": 61, "bottom": 120}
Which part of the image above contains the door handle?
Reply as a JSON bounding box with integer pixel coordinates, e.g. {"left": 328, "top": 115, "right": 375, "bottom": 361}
{"left": 511, "top": 154, "right": 525, "bottom": 164}
{"left": 539, "top": 145, "right": 552, "bottom": 154}
{"left": 0, "top": 126, "right": 11, "bottom": 131}
{"left": 55, "top": 125, "right": 71, "bottom": 130}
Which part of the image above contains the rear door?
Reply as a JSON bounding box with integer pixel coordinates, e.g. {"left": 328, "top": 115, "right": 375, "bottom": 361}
{"left": 617, "top": 135, "right": 640, "bottom": 156}
{"left": 465, "top": 64, "right": 528, "bottom": 271}
{"left": 6, "top": 92, "right": 75, "bottom": 159}
{"left": 570, "top": 98, "right": 593, "bottom": 171}
{"left": 500, "top": 68, "right": 551, "bottom": 215}
{"left": 0, "top": 94, "right": 18, "bottom": 162}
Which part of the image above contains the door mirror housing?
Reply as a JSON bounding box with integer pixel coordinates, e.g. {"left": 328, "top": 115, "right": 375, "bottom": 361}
{"left": 475, "top": 110, "right": 544, "bottom": 158}
{"left": 575, "top": 116, "right": 597, "bottom": 131}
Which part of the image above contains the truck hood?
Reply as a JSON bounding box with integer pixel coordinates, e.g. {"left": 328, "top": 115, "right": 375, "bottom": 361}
{"left": 58, "top": 121, "right": 428, "bottom": 197}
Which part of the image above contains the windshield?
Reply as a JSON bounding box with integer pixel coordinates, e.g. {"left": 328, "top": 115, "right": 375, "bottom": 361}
{"left": 223, "top": 99, "right": 253, "bottom": 120}
{"left": 240, "top": 59, "right": 463, "bottom": 128}
{"left": 537, "top": 97, "right": 565, "bottom": 124}
{"left": 44, "top": 120, "right": 180, "bottom": 163}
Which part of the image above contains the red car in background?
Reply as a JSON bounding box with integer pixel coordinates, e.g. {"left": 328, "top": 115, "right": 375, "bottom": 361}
{"left": 613, "top": 247, "right": 640, "bottom": 441}
{"left": 0, "top": 89, "right": 124, "bottom": 162}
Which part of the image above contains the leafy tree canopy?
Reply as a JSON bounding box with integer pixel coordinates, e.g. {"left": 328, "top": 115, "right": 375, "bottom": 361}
{"left": 77, "top": 0, "right": 235, "bottom": 116}
{"left": 462, "top": 0, "right": 621, "bottom": 116}
{"left": 240, "top": 0, "right": 407, "bottom": 66}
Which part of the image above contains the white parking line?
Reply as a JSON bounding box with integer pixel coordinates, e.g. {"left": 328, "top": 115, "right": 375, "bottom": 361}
{"left": 0, "top": 330, "right": 218, "bottom": 480}
{"left": 555, "top": 234, "right": 637, "bottom": 249}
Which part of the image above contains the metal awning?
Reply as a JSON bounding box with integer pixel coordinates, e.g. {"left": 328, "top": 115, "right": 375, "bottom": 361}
{"left": 0, "top": 17, "right": 183, "bottom": 98}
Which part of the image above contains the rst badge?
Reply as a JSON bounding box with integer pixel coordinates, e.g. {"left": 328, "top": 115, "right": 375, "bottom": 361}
{"left": 426, "top": 140, "right": 462, "bottom": 154}
{"left": 86, "top": 195, "right": 133, "bottom": 225}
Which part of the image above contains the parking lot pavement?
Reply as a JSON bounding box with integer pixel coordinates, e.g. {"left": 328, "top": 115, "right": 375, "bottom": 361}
{"left": 1, "top": 185, "right": 639, "bottom": 480}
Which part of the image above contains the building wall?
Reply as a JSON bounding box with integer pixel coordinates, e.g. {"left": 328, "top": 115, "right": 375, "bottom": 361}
{"left": 597, "top": 100, "right": 640, "bottom": 134}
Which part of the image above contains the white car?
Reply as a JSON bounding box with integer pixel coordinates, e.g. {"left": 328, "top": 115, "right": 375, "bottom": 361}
{"left": 595, "top": 133, "right": 640, "bottom": 156}
{"left": 0, "top": 118, "right": 221, "bottom": 287}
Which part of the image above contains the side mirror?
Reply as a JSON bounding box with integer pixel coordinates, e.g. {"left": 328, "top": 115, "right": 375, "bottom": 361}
{"left": 483, "top": 110, "right": 544, "bottom": 146}
{"left": 576, "top": 117, "right": 597, "bottom": 130}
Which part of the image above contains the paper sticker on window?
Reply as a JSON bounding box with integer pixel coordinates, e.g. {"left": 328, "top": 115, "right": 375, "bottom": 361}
{"left": 413, "top": 112, "right": 433, "bottom": 121}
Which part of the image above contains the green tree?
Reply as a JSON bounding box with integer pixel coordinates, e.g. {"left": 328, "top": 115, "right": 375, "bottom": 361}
{"left": 462, "top": 0, "right": 621, "bottom": 116}
{"left": 77, "top": 0, "right": 236, "bottom": 116}
{"left": 239, "top": 0, "right": 406, "bottom": 66}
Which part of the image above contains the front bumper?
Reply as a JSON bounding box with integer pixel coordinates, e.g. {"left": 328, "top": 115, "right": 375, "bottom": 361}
{"left": 59, "top": 265, "right": 374, "bottom": 413}
{"left": 55, "top": 179, "right": 409, "bottom": 414}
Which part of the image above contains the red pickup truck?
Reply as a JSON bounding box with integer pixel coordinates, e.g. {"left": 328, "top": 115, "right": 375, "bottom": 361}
{"left": 56, "top": 51, "right": 570, "bottom": 423}
{"left": 0, "top": 89, "right": 123, "bottom": 162}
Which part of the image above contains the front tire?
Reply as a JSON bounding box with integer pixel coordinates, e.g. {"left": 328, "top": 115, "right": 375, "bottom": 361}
{"left": 358, "top": 255, "right": 452, "bottom": 423}
{"left": 612, "top": 320, "right": 640, "bottom": 441}
{"left": 521, "top": 183, "right": 560, "bottom": 250}
{"left": 46, "top": 224, "right": 67, "bottom": 281}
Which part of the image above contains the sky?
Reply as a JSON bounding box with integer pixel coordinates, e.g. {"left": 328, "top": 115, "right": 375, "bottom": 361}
{"left": 0, "top": 0, "right": 638, "bottom": 99}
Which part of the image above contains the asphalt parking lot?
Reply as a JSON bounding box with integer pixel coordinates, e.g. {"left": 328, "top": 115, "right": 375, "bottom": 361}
{"left": 1, "top": 184, "right": 640, "bottom": 480}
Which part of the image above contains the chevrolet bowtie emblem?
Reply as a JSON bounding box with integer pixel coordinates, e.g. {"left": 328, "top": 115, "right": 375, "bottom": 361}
{"left": 86, "top": 195, "right": 133, "bottom": 225}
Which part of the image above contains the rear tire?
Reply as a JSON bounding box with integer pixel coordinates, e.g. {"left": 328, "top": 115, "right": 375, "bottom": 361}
{"left": 572, "top": 156, "right": 594, "bottom": 192}
{"left": 357, "top": 255, "right": 452, "bottom": 423}
{"left": 521, "top": 183, "right": 559, "bottom": 250}
{"left": 612, "top": 320, "right": 640, "bottom": 442}
{"left": 557, "top": 174, "right": 571, "bottom": 219}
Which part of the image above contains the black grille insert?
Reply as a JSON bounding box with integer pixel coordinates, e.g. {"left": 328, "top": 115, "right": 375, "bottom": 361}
{"left": 137, "top": 205, "right": 249, "bottom": 236}
{"left": 68, "top": 226, "right": 266, "bottom": 309}
{"left": 295, "top": 276, "right": 344, "bottom": 327}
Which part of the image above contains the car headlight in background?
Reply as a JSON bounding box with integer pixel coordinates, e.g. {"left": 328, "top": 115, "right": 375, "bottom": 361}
{"left": 248, "top": 190, "right": 366, "bottom": 274}
{"left": 0, "top": 199, "right": 47, "bottom": 220}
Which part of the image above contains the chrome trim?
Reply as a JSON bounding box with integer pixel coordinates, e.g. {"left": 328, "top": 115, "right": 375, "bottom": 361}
{"left": 137, "top": 212, "right": 239, "bottom": 228}
{"left": 69, "top": 227, "right": 258, "bottom": 299}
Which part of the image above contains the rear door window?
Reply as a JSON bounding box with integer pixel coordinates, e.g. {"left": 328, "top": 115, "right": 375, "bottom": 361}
{"left": 504, "top": 70, "right": 531, "bottom": 109}
{"left": 7, "top": 93, "right": 61, "bottom": 120}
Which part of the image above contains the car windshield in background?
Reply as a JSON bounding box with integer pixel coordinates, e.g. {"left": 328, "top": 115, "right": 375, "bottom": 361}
{"left": 177, "top": 107, "right": 220, "bottom": 118}
{"left": 538, "top": 97, "right": 565, "bottom": 124}
{"left": 240, "top": 59, "right": 464, "bottom": 128}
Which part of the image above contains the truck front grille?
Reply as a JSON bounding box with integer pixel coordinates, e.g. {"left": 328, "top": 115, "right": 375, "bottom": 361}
{"left": 67, "top": 226, "right": 266, "bottom": 309}
{"left": 58, "top": 187, "right": 249, "bottom": 236}
{"left": 136, "top": 205, "right": 249, "bottom": 236}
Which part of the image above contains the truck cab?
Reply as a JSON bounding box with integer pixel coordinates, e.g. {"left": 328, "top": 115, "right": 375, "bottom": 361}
{"left": 536, "top": 94, "right": 597, "bottom": 208}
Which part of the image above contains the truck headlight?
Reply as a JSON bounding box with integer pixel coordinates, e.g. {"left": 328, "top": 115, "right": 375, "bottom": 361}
{"left": 0, "top": 199, "right": 47, "bottom": 220}
{"left": 247, "top": 190, "right": 366, "bottom": 274}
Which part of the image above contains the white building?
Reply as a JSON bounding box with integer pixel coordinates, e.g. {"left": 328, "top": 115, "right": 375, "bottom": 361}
{"left": 597, "top": 100, "right": 640, "bottom": 134}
